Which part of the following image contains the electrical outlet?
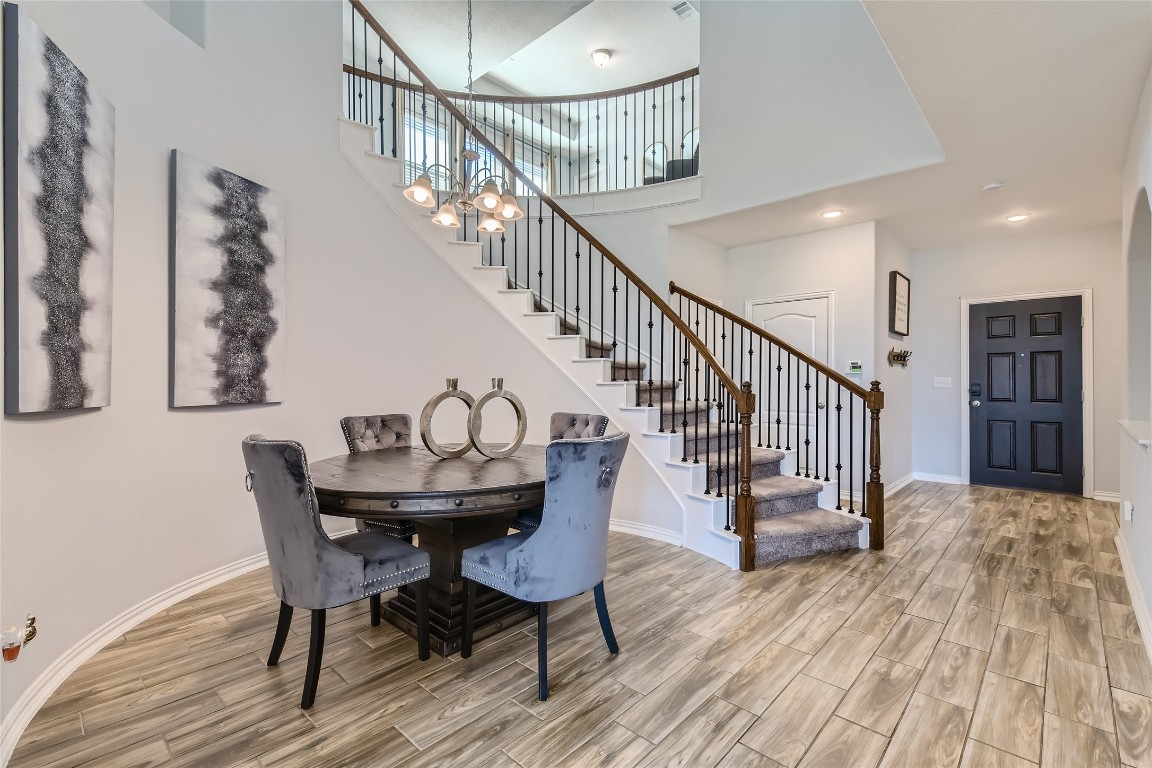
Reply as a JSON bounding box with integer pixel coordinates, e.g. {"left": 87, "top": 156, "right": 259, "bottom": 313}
{"left": 933, "top": 377, "right": 952, "bottom": 389}
{"left": 1124, "top": 500, "right": 1134, "bottom": 521}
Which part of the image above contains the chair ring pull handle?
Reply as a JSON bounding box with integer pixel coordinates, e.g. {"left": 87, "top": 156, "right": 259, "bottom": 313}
{"left": 599, "top": 467, "right": 614, "bottom": 489}
{"left": 244, "top": 470, "right": 255, "bottom": 493}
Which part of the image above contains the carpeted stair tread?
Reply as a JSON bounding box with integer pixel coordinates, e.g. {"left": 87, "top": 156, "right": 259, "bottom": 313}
{"left": 754, "top": 508, "right": 863, "bottom": 542}
{"left": 750, "top": 474, "right": 823, "bottom": 501}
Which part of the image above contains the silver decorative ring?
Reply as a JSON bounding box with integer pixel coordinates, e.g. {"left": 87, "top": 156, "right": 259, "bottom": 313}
{"left": 420, "top": 379, "right": 476, "bottom": 458}
{"left": 467, "top": 378, "right": 527, "bottom": 459}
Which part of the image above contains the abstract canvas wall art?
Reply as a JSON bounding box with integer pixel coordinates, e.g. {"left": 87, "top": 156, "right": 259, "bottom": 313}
{"left": 169, "top": 150, "right": 285, "bottom": 407}
{"left": 3, "top": 5, "right": 116, "bottom": 414}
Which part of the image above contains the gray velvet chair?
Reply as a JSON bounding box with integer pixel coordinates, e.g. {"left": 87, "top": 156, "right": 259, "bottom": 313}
{"left": 340, "top": 414, "right": 418, "bottom": 545}
{"left": 460, "top": 431, "right": 629, "bottom": 700}
{"left": 509, "top": 411, "right": 610, "bottom": 533}
{"left": 242, "top": 434, "right": 431, "bottom": 709}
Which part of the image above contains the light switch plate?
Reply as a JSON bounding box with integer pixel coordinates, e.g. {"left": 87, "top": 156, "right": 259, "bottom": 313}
{"left": 933, "top": 377, "right": 952, "bottom": 389}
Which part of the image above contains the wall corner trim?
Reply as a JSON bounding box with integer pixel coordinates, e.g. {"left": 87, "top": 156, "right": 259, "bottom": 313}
{"left": 1114, "top": 531, "right": 1152, "bottom": 671}
{"left": 0, "top": 550, "right": 271, "bottom": 763}
{"left": 609, "top": 519, "right": 683, "bottom": 547}
{"left": 885, "top": 473, "right": 915, "bottom": 496}
{"left": 911, "top": 471, "right": 965, "bottom": 485}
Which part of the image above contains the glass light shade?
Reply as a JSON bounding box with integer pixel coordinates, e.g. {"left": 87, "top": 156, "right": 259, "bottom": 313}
{"left": 497, "top": 189, "right": 524, "bottom": 221}
{"left": 475, "top": 181, "right": 502, "bottom": 211}
{"left": 404, "top": 174, "right": 436, "bottom": 208}
{"left": 479, "top": 211, "right": 505, "bottom": 233}
{"left": 432, "top": 201, "right": 461, "bottom": 228}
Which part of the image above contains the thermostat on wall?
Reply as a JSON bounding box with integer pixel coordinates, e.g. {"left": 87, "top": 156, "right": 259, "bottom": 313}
{"left": 846, "top": 360, "right": 863, "bottom": 374}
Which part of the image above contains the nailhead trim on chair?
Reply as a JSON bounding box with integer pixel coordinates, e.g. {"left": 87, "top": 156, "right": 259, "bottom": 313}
{"left": 363, "top": 563, "right": 429, "bottom": 586}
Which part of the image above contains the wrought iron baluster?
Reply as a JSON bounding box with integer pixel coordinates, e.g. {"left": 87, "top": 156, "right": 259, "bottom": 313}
{"left": 848, "top": 395, "right": 855, "bottom": 513}
{"left": 804, "top": 364, "right": 811, "bottom": 478}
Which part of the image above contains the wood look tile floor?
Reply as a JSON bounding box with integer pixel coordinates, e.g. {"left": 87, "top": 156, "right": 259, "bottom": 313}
{"left": 11, "top": 483, "right": 1152, "bottom": 768}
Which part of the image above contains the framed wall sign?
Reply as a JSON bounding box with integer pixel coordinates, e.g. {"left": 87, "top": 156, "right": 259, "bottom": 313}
{"left": 889, "top": 270, "right": 910, "bottom": 336}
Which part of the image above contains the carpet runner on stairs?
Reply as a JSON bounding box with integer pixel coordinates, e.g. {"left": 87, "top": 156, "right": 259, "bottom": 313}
{"left": 526, "top": 292, "right": 862, "bottom": 567}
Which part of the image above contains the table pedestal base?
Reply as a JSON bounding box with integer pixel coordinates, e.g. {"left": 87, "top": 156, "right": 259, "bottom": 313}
{"left": 382, "top": 513, "right": 535, "bottom": 656}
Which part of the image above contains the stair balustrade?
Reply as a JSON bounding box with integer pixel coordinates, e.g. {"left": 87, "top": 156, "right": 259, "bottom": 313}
{"left": 669, "top": 282, "right": 886, "bottom": 552}
{"left": 343, "top": 0, "right": 883, "bottom": 570}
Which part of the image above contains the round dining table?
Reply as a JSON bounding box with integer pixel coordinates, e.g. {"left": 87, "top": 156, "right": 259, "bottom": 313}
{"left": 310, "top": 444, "right": 547, "bottom": 657}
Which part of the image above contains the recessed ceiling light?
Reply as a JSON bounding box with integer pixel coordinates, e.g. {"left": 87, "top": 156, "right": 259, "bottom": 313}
{"left": 820, "top": 209, "right": 844, "bottom": 220}
{"left": 591, "top": 49, "right": 612, "bottom": 67}
{"left": 981, "top": 180, "right": 1004, "bottom": 192}
{"left": 1004, "top": 213, "right": 1031, "bottom": 222}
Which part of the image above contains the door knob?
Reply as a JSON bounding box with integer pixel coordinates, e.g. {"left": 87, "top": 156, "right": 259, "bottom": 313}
{"left": 971, "top": 400, "right": 981, "bottom": 407}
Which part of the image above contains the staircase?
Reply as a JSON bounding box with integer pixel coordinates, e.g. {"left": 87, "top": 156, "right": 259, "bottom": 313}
{"left": 339, "top": 120, "right": 866, "bottom": 569}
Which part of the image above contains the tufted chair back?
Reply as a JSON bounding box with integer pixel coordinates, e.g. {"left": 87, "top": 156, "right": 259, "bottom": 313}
{"left": 242, "top": 435, "right": 367, "bottom": 610}
{"left": 499, "top": 432, "right": 629, "bottom": 603}
{"left": 340, "top": 414, "right": 412, "bottom": 453}
{"left": 549, "top": 412, "right": 609, "bottom": 441}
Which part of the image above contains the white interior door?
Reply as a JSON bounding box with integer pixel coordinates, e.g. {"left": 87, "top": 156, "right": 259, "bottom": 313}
{"left": 748, "top": 296, "right": 832, "bottom": 472}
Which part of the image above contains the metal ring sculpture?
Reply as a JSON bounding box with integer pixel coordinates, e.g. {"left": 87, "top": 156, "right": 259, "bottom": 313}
{"left": 467, "top": 378, "right": 528, "bottom": 459}
{"left": 419, "top": 379, "right": 477, "bottom": 458}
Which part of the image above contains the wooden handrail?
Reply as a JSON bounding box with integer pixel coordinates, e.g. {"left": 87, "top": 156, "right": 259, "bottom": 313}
{"left": 342, "top": 63, "right": 700, "bottom": 105}
{"left": 668, "top": 280, "right": 874, "bottom": 403}
{"left": 349, "top": 0, "right": 745, "bottom": 411}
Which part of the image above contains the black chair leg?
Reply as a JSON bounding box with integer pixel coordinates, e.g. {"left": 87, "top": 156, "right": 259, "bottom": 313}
{"left": 370, "top": 593, "right": 382, "bottom": 627}
{"left": 593, "top": 582, "right": 619, "bottom": 654}
{"left": 415, "top": 580, "right": 430, "bottom": 661}
{"left": 301, "top": 608, "right": 326, "bottom": 710}
{"left": 537, "top": 601, "right": 549, "bottom": 701}
{"left": 267, "top": 601, "right": 293, "bottom": 667}
{"left": 461, "top": 579, "right": 477, "bottom": 659}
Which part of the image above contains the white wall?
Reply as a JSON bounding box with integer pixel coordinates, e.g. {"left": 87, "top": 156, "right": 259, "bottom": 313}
{"left": 874, "top": 225, "right": 914, "bottom": 487}
{"left": 669, "top": 227, "right": 726, "bottom": 306}
{"left": 695, "top": 0, "right": 943, "bottom": 220}
{"left": 1119, "top": 62, "right": 1152, "bottom": 630}
{"left": 909, "top": 224, "right": 1123, "bottom": 493}
{"left": 0, "top": 0, "right": 618, "bottom": 732}
{"left": 726, "top": 222, "right": 879, "bottom": 385}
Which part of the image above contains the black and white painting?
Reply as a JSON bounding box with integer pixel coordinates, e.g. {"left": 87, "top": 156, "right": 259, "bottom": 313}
{"left": 3, "top": 5, "right": 115, "bottom": 414}
{"left": 170, "top": 150, "right": 285, "bottom": 407}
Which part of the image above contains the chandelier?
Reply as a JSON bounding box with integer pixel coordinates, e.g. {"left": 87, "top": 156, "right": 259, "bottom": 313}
{"left": 403, "top": 0, "right": 524, "bottom": 232}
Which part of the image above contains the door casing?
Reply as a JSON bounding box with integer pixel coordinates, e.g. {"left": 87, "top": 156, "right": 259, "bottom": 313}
{"left": 959, "top": 289, "right": 1094, "bottom": 497}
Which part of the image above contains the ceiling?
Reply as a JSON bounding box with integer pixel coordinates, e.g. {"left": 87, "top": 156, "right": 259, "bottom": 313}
{"left": 352, "top": 0, "right": 699, "bottom": 97}
{"left": 677, "top": 0, "right": 1152, "bottom": 250}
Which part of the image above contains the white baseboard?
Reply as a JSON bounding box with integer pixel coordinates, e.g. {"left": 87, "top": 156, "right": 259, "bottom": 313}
{"left": 0, "top": 551, "right": 270, "bottom": 765}
{"left": 913, "top": 472, "right": 966, "bottom": 485}
{"left": 1114, "top": 532, "right": 1152, "bottom": 669}
{"left": 1094, "top": 491, "right": 1121, "bottom": 503}
{"left": 885, "top": 473, "right": 915, "bottom": 497}
{"left": 610, "top": 519, "right": 683, "bottom": 546}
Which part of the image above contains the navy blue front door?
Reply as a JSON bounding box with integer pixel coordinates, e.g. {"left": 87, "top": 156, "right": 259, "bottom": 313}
{"left": 969, "top": 296, "right": 1083, "bottom": 493}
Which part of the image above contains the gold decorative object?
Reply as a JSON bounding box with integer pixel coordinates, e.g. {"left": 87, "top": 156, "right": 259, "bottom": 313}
{"left": 467, "top": 378, "right": 527, "bottom": 459}
{"left": 887, "top": 348, "right": 911, "bottom": 368}
{"left": 23, "top": 614, "right": 36, "bottom": 645}
{"left": 420, "top": 379, "right": 476, "bottom": 458}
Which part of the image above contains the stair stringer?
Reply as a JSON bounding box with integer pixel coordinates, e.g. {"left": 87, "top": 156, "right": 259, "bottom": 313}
{"left": 338, "top": 118, "right": 740, "bottom": 568}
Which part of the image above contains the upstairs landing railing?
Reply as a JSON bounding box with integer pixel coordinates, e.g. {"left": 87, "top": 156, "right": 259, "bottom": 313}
{"left": 343, "top": 54, "right": 699, "bottom": 197}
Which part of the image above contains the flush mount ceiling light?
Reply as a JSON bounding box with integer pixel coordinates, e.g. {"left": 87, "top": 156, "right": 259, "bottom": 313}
{"left": 592, "top": 49, "right": 612, "bottom": 67}
{"left": 1004, "top": 213, "right": 1031, "bottom": 222}
{"left": 981, "top": 180, "right": 1005, "bottom": 192}
{"left": 402, "top": 0, "right": 524, "bottom": 227}
{"left": 820, "top": 209, "right": 844, "bottom": 220}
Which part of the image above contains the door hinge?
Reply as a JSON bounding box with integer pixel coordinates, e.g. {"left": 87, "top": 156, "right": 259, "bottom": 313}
{"left": 1082, "top": 391, "right": 1085, "bottom": 402}
{"left": 1083, "top": 465, "right": 1086, "bottom": 477}
{"left": 1081, "top": 316, "right": 1085, "bottom": 327}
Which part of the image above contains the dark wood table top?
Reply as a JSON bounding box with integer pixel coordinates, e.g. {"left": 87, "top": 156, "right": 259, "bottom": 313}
{"left": 311, "top": 445, "right": 548, "bottom": 519}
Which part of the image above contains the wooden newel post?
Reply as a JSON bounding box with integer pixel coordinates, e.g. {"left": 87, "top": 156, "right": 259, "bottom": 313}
{"left": 737, "top": 382, "right": 755, "bottom": 571}
{"left": 737, "top": 382, "right": 756, "bottom": 571}
{"left": 866, "top": 381, "right": 885, "bottom": 550}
